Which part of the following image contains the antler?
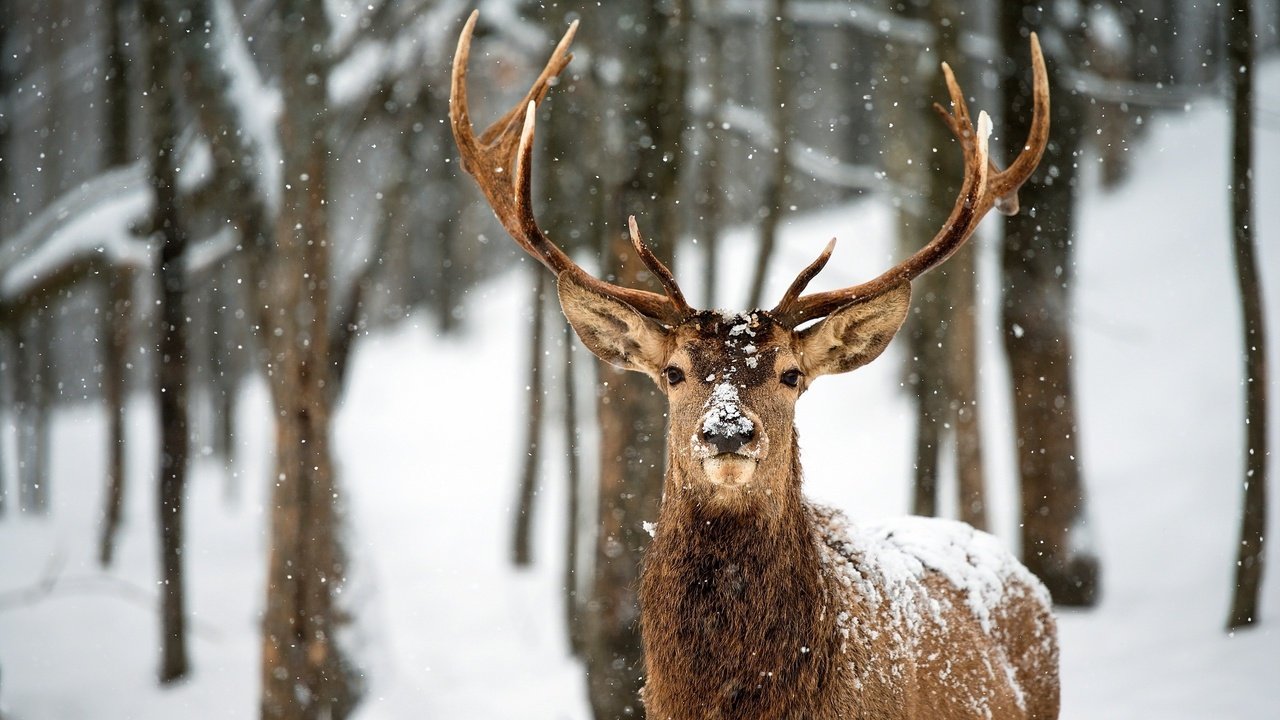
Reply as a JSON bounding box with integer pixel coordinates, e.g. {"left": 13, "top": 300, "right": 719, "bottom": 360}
{"left": 449, "top": 11, "right": 693, "bottom": 325}
{"left": 771, "top": 33, "right": 1050, "bottom": 328}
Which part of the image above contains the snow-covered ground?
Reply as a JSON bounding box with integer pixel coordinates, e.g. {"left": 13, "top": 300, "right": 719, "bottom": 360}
{"left": 2, "top": 66, "right": 1279, "bottom": 719}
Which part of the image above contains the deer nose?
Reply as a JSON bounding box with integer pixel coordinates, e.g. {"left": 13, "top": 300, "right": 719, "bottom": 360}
{"left": 702, "top": 422, "right": 756, "bottom": 455}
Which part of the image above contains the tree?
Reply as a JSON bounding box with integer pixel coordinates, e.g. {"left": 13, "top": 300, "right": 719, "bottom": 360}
{"left": 583, "top": 2, "right": 688, "bottom": 716}
{"left": 882, "top": 0, "right": 986, "bottom": 527}
{"left": 744, "top": 0, "right": 792, "bottom": 310}
{"left": 1226, "top": 0, "right": 1267, "bottom": 631}
{"left": 98, "top": 0, "right": 134, "bottom": 567}
{"left": 512, "top": 268, "right": 547, "bottom": 566}
{"left": 258, "top": 0, "right": 361, "bottom": 716}
{"left": 140, "top": 0, "right": 192, "bottom": 682}
{"left": 999, "top": 2, "right": 1099, "bottom": 606}
{"left": 527, "top": 9, "right": 601, "bottom": 650}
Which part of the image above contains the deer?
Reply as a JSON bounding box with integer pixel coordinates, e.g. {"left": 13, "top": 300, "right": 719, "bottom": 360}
{"left": 450, "top": 11, "right": 1058, "bottom": 719}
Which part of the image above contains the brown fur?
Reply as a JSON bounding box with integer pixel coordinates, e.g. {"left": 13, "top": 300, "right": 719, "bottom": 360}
{"left": 556, "top": 287, "right": 1060, "bottom": 720}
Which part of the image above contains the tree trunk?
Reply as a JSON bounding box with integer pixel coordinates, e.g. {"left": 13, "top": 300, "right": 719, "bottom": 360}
{"left": 745, "top": 0, "right": 791, "bottom": 310}
{"left": 0, "top": 12, "right": 9, "bottom": 517}
{"left": 259, "top": 1, "right": 360, "bottom": 717}
{"left": 562, "top": 318, "right": 585, "bottom": 655}
{"left": 529, "top": 7, "right": 596, "bottom": 649}
{"left": 949, "top": 238, "right": 988, "bottom": 530}
{"left": 585, "top": 2, "right": 688, "bottom": 717}
{"left": 99, "top": 269, "right": 133, "bottom": 566}
{"left": 14, "top": 315, "right": 51, "bottom": 515}
{"left": 1226, "top": 0, "right": 1267, "bottom": 631}
{"left": 141, "top": 0, "right": 191, "bottom": 683}
{"left": 693, "top": 12, "right": 725, "bottom": 310}
{"left": 513, "top": 268, "right": 547, "bottom": 566}
{"left": 0, "top": 328, "right": 6, "bottom": 518}
{"left": 882, "top": 1, "right": 963, "bottom": 519}
{"left": 99, "top": 0, "right": 133, "bottom": 566}
{"left": 999, "top": 2, "right": 1099, "bottom": 607}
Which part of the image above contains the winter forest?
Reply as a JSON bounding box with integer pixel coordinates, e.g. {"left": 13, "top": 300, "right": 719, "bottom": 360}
{"left": 0, "top": 0, "right": 1278, "bottom": 717}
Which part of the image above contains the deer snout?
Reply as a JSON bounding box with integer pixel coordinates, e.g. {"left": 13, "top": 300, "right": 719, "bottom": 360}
{"left": 695, "top": 392, "right": 767, "bottom": 461}
{"left": 702, "top": 423, "right": 755, "bottom": 455}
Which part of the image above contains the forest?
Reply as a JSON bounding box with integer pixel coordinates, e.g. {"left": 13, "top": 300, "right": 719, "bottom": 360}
{"left": 0, "top": 0, "right": 1277, "bottom": 718}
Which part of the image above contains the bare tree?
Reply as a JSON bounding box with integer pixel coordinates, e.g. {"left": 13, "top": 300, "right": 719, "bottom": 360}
{"left": 13, "top": 315, "right": 51, "bottom": 515}
{"left": 512, "top": 268, "right": 547, "bottom": 566}
{"left": 584, "top": 4, "right": 689, "bottom": 716}
{"left": 999, "top": 1, "right": 1099, "bottom": 606}
{"left": 140, "top": 0, "right": 192, "bottom": 683}
{"left": 98, "top": 0, "right": 134, "bottom": 567}
{"left": 527, "top": 6, "right": 599, "bottom": 648}
{"left": 1226, "top": 0, "right": 1267, "bottom": 631}
{"left": 258, "top": 0, "right": 361, "bottom": 716}
{"left": 882, "top": 0, "right": 981, "bottom": 523}
{"left": 744, "top": 0, "right": 792, "bottom": 310}
{"left": 690, "top": 2, "right": 726, "bottom": 309}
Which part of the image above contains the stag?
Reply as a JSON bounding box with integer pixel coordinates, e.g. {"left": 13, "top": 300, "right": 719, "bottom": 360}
{"left": 450, "top": 11, "right": 1058, "bottom": 719}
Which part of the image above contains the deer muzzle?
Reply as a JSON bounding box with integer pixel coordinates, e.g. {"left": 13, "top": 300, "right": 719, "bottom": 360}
{"left": 692, "top": 386, "right": 768, "bottom": 487}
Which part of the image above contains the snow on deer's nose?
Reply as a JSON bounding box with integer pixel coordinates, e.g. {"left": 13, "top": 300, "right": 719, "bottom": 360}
{"left": 694, "top": 383, "right": 765, "bottom": 459}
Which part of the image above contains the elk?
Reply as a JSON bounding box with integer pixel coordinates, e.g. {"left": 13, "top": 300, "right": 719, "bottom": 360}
{"left": 450, "top": 11, "right": 1058, "bottom": 719}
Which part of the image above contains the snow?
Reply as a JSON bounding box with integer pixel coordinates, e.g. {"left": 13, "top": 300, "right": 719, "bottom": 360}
{"left": 0, "top": 165, "right": 152, "bottom": 299}
{"left": 211, "top": 0, "right": 282, "bottom": 212}
{"left": 2, "top": 58, "right": 1279, "bottom": 720}
{"left": 701, "top": 383, "right": 753, "bottom": 439}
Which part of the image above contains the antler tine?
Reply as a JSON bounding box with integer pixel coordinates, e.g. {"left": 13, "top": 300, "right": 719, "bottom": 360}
{"left": 989, "top": 31, "right": 1050, "bottom": 214}
{"left": 450, "top": 11, "right": 688, "bottom": 324}
{"left": 628, "top": 216, "right": 693, "bottom": 317}
{"left": 770, "top": 238, "right": 836, "bottom": 317}
{"left": 772, "top": 35, "right": 1047, "bottom": 328}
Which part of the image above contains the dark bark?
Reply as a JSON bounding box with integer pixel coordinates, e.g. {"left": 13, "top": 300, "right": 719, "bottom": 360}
{"left": 259, "top": 1, "right": 360, "bottom": 717}
{"left": 99, "top": 0, "right": 133, "bottom": 567}
{"left": 1226, "top": 0, "right": 1267, "bottom": 631}
{"left": 883, "top": 1, "right": 963, "bottom": 520}
{"left": 99, "top": 269, "right": 133, "bottom": 566}
{"left": 585, "top": 2, "right": 688, "bottom": 717}
{"left": 999, "top": 2, "right": 1099, "bottom": 607}
{"left": 0, "top": 329, "right": 6, "bottom": 518}
{"left": 513, "top": 268, "right": 547, "bottom": 566}
{"left": 745, "top": 0, "right": 791, "bottom": 310}
{"left": 14, "top": 315, "right": 51, "bottom": 515}
{"left": 949, "top": 239, "right": 987, "bottom": 530}
{"left": 528, "top": 8, "right": 595, "bottom": 649}
{"left": 693, "top": 10, "right": 725, "bottom": 309}
{"left": 141, "top": 0, "right": 191, "bottom": 683}
{"left": 562, "top": 318, "right": 585, "bottom": 655}
{"left": 0, "top": 14, "right": 7, "bottom": 515}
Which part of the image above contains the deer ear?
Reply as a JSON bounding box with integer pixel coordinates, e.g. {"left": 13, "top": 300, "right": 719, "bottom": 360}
{"left": 557, "top": 272, "right": 671, "bottom": 376}
{"left": 795, "top": 282, "right": 911, "bottom": 377}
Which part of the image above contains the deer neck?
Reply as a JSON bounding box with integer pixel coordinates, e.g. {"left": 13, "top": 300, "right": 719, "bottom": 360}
{"left": 640, "top": 433, "right": 836, "bottom": 715}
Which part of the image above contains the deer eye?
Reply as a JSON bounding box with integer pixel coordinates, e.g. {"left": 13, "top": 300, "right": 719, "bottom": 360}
{"left": 780, "top": 369, "right": 802, "bottom": 388}
{"left": 664, "top": 366, "right": 686, "bottom": 386}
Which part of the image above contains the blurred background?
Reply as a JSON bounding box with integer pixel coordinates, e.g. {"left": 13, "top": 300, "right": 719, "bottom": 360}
{"left": 0, "top": 0, "right": 1278, "bottom": 718}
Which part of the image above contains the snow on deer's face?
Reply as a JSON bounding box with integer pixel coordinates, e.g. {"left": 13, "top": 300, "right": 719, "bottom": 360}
{"left": 658, "top": 311, "right": 803, "bottom": 499}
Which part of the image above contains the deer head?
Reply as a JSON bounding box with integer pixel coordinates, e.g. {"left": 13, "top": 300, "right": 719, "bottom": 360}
{"left": 450, "top": 11, "right": 1048, "bottom": 511}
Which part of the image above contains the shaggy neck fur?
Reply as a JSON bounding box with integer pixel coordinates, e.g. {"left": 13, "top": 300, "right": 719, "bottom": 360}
{"left": 639, "top": 435, "right": 843, "bottom": 719}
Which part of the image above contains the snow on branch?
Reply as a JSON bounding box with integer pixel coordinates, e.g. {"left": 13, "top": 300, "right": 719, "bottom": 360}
{"left": 1065, "top": 67, "right": 1210, "bottom": 109}
{"left": 210, "top": 0, "right": 282, "bottom": 210}
{"left": 720, "top": 0, "right": 930, "bottom": 44}
{"left": 0, "top": 165, "right": 152, "bottom": 300}
{"left": 329, "top": 0, "right": 469, "bottom": 112}
{"left": 720, "top": 1, "right": 997, "bottom": 60}
{"left": 0, "top": 163, "right": 242, "bottom": 303}
{"left": 718, "top": 104, "right": 889, "bottom": 193}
